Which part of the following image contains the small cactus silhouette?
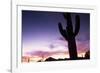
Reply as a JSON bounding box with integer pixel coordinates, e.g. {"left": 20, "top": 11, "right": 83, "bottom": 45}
{"left": 58, "top": 13, "right": 80, "bottom": 59}
{"left": 85, "top": 50, "right": 90, "bottom": 59}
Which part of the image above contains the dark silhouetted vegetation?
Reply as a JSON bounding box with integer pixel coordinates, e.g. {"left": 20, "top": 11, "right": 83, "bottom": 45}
{"left": 58, "top": 13, "right": 80, "bottom": 60}
{"left": 84, "top": 50, "right": 90, "bottom": 59}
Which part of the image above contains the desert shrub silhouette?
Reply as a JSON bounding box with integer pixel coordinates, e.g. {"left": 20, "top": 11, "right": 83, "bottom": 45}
{"left": 85, "top": 50, "right": 90, "bottom": 59}
{"left": 58, "top": 13, "right": 80, "bottom": 60}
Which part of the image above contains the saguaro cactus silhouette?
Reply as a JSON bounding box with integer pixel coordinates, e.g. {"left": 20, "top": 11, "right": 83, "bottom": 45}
{"left": 58, "top": 13, "right": 80, "bottom": 59}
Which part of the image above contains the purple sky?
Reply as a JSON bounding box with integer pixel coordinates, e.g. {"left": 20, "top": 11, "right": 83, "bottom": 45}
{"left": 22, "top": 10, "right": 90, "bottom": 58}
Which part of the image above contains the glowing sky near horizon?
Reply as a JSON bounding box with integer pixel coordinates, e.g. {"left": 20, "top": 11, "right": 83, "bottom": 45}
{"left": 22, "top": 10, "right": 90, "bottom": 61}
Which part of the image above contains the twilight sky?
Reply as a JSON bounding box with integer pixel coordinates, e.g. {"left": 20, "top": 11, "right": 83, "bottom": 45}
{"left": 22, "top": 10, "right": 90, "bottom": 61}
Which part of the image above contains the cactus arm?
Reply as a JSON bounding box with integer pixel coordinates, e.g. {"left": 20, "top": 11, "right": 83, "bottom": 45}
{"left": 74, "top": 15, "right": 80, "bottom": 36}
{"left": 58, "top": 22, "right": 68, "bottom": 40}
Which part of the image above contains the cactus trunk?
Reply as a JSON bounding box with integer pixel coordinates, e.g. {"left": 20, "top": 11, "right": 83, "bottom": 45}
{"left": 68, "top": 36, "right": 77, "bottom": 59}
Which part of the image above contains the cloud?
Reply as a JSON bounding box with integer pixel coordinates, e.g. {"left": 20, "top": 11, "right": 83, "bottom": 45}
{"left": 23, "top": 36, "right": 90, "bottom": 59}
{"left": 25, "top": 50, "right": 69, "bottom": 58}
{"left": 49, "top": 44, "right": 56, "bottom": 49}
